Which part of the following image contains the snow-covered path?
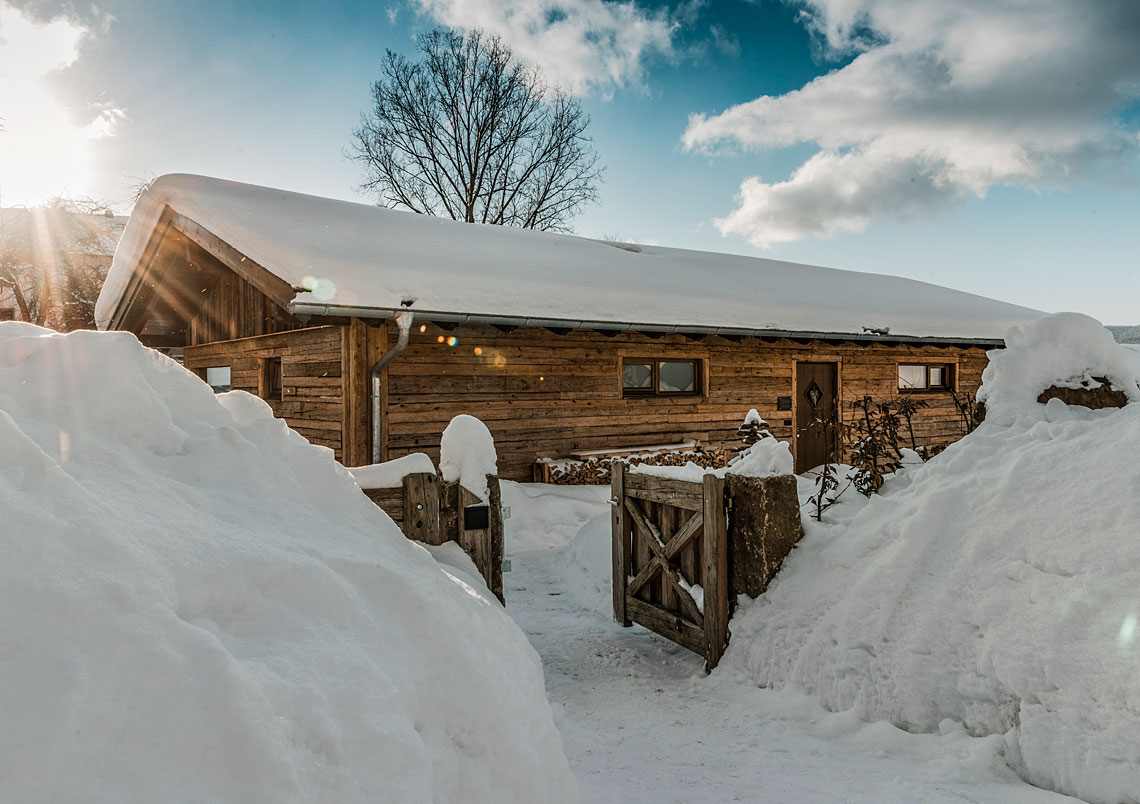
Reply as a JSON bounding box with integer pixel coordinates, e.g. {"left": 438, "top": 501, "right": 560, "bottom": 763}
{"left": 501, "top": 483, "right": 1075, "bottom": 804}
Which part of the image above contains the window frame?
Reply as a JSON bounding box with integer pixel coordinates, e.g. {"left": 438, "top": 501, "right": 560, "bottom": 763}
{"left": 897, "top": 363, "right": 954, "bottom": 393}
{"left": 259, "top": 356, "right": 283, "bottom": 402}
{"left": 204, "top": 365, "right": 231, "bottom": 394}
{"left": 621, "top": 357, "right": 703, "bottom": 398}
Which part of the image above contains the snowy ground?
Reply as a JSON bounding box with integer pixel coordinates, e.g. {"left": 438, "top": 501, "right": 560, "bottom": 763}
{"left": 500, "top": 481, "right": 1076, "bottom": 804}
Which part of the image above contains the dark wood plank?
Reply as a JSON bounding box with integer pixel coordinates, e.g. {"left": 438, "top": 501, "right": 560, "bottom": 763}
{"left": 702, "top": 474, "right": 728, "bottom": 670}
{"left": 611, "top": 462, "right": 631, "bottom": 626}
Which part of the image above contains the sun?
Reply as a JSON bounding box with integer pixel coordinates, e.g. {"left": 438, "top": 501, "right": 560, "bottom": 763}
{"left": 0, "top": 3, "right": 120, "bottom": 206}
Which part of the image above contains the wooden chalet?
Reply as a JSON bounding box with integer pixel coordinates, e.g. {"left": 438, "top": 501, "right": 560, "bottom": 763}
{"left": 96, "top": 175, "right": 1042, "bottom": 479}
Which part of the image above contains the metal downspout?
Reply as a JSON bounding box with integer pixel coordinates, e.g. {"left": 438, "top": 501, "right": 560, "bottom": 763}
{"left": 371, "top": 311, "right": 414, "bottom": 464}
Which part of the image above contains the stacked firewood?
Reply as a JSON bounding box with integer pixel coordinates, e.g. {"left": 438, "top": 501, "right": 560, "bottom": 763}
{"left": 544, "top": 445, "right": 734, "bottom": 486}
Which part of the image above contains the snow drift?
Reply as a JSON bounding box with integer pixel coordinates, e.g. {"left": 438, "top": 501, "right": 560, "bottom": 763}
{"left": 0, "top": 323, "right": 577, "bottom": 803}
{"left": 725, "top": 314, "right": 1140, "bottom": 804}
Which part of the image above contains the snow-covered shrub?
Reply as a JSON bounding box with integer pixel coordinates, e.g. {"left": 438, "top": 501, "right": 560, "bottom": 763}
{"left": 736, "top": 408, "right": 771, "bottom": 446}
{"left": 0, "top": 324, "right": 576, "bottom": 804}
{"left": 979, "top": 312, "right": 1139, "bottom": 425}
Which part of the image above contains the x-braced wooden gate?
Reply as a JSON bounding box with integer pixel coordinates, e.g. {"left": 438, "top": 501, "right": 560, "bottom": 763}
{"left": 611, "top": 462, "right": 729, "bottom": 670}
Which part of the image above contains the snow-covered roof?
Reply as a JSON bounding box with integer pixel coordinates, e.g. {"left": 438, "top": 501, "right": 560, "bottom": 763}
{"left": 97, "top": 174, "right": 1044, "bottom": 341}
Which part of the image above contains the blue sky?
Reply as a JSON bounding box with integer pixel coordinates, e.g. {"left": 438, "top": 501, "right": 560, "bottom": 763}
{"left": 2, "top": 0, "right": 1139, "bottom": 322}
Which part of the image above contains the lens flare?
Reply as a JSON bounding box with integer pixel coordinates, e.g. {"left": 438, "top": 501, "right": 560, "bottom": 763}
{"left": 447, "top": 336, "right": 458, "bottom": 347}
{"left": 300, "top": 275, "right": 336, "bottom": 302}
{"left": 474, "top": 347, "right": 483, "bottom": 356}
{"left": 1119, "top": 614, "right": 1137, "bottom": 649}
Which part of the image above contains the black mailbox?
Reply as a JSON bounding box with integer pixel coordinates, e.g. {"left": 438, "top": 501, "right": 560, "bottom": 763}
{"left": 464, "top": 504, "right": 490, "bottom": 530}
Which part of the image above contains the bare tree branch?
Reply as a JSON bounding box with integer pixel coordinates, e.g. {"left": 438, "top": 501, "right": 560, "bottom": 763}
{"left": 350, "top": 29, "right": 602, "bottom": 233}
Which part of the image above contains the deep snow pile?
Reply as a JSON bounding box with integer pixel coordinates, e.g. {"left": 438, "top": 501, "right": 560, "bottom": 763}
{"left": 0, "top": 323, "right": 576, "bottom": 804}
{"left": 724, "top": 314, "right": 1140, "bottom": 804}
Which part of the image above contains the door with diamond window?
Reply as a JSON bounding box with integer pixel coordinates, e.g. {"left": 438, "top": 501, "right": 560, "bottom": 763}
{"left": 794, "top": 362, "right": 838, "bottom": 472}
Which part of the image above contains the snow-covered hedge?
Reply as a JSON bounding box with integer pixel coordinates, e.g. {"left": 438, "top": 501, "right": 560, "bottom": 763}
{"left": 0, "top": 323, "right": 576, "bottom": 804}
{"left": 724, "top": 314, "right": 1140, "bottom": 804}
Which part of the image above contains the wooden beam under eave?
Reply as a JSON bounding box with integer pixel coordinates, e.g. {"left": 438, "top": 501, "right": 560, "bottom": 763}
{"left": 341, "top": 318, "right": 370, "bottom": 467}
{"left": 167, "top": 211, "right": 296, "bottom": 311}
{"left": 109, "top": 207, "right": 178, "bottom": 332}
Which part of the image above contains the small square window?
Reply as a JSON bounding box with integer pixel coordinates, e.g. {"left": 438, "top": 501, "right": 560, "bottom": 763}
{"left": 260, "top": 357, "right": 283, "bottom": 401}
{"left": 622, "top": 358, "right": 701, "bottom": 398}
{"left": 898, "top": 365, "right": 927, "bottom": 390}
{"left": 898, "top": 363, "right": 952, "bottom": 391}
{"left": 623, "top": 362, "right": 653, "bottom": 390}
{"left": 658, "top": 361, "right": 696, "bottom": 393}
{"left": 205, "top": 366, "right": 231, "bottom": 394}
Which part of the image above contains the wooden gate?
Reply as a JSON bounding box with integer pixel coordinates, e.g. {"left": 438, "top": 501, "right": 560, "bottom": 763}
{"left": 611, "top": 463, "right": 728, "bottom": 670}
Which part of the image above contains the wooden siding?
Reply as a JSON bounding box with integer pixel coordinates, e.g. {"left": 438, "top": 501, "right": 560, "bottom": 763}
{"left": 184, "top": 326, "right": 345, "bottom": 459}
{"left": 187, "top": 267, "right": 299, "bottom": 345}
{"left": 381, "top": 321, "right": 990, "bottom": 480}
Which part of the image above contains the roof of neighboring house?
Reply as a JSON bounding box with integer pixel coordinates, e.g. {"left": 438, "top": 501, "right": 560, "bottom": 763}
{"left": 96, "top": 174, "right": 1045, "bottom": 343}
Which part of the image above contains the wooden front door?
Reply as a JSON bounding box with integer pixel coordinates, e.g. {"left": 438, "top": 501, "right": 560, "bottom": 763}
{"left": 795, "top": 362, "right": 838, "bottom": 473}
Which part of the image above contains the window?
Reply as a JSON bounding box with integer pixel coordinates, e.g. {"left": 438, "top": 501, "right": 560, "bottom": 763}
{"left": 622, "top": 358, "right": 701, "bottom": 397}
{"left": 205, "top": 366, "right": 231, "bottom": 393}
{"left": 260, "top": 357, "right": 283, "bottom": 401}
{"left": 898, "top": 363, "right": 952, "bottom": 391}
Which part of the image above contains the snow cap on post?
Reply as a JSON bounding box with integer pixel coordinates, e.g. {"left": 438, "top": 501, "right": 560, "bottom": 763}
{"left": 440, "top": 414, "right": 498, "bottom": 502}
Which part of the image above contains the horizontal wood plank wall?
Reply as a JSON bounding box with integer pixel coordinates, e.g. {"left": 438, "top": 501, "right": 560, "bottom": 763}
{"left": 184, "top": 326, "right": 345, "bottom": 459}
{"left": 187, "top": 268, "right": 298, "bottom": 345}
{"left": 383, "top": 322, "right": 992, "bottom": 480}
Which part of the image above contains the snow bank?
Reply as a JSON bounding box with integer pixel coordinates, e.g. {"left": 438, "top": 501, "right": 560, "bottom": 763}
{"left": 501, "top": 481, "right": 610, "bottom": 553}
{"left": 348, "top": 452, "right": 437, "bottom": 489}
{"left": 630, "top": 438, "right": 793, "bottom": 482}
{"left": 724, "top": 314, "right": 1140, "bottom": 804}
{"left": 978, "top": 312, "right": 1140, "bottom": 424}
{"left": 563, "top": 515, "right": 613, "bottom": 616}
{"left": 0, "top": 323, "right": 576, "bottom": 804}
{"left": 440, "top": 414, "right": 497, "bottom": 501}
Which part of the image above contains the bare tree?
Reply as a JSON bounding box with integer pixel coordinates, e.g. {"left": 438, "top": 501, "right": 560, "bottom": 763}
{"left": 351, "top": 29, "right": 602, "bottom": 233}
{"left": 0, "top": 198, "right": 121, "bottom": 330}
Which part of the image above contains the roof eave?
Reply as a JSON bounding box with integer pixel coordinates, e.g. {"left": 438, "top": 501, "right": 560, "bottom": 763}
{"left": 289, "top": 302, "right": 1006, "bottom": 348}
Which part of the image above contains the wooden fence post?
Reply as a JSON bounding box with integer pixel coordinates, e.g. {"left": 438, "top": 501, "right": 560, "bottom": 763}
{"left": 456, "top": 482, "right": 505, "bottom": 604}
{"left": 486, "top": 475, "right": 505, "bottom": 604}
{"left": 402, "top": 472, "right": 441, "bottom": 545}
{"left": 612, "top": 462, "right": 631, "bottom": 626}
{"left": 702, "top": 473, "right": 728, "bottom": 670}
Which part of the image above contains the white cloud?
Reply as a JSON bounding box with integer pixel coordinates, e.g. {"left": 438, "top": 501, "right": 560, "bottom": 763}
{"left": 0, "top": 2, "right": 122, "bottom": 205}
{"left": 413, "top": 0, "right": 675, "bottom": 94}
{"left": 683, "top": 0, "right": 1140, "bottom": 247}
